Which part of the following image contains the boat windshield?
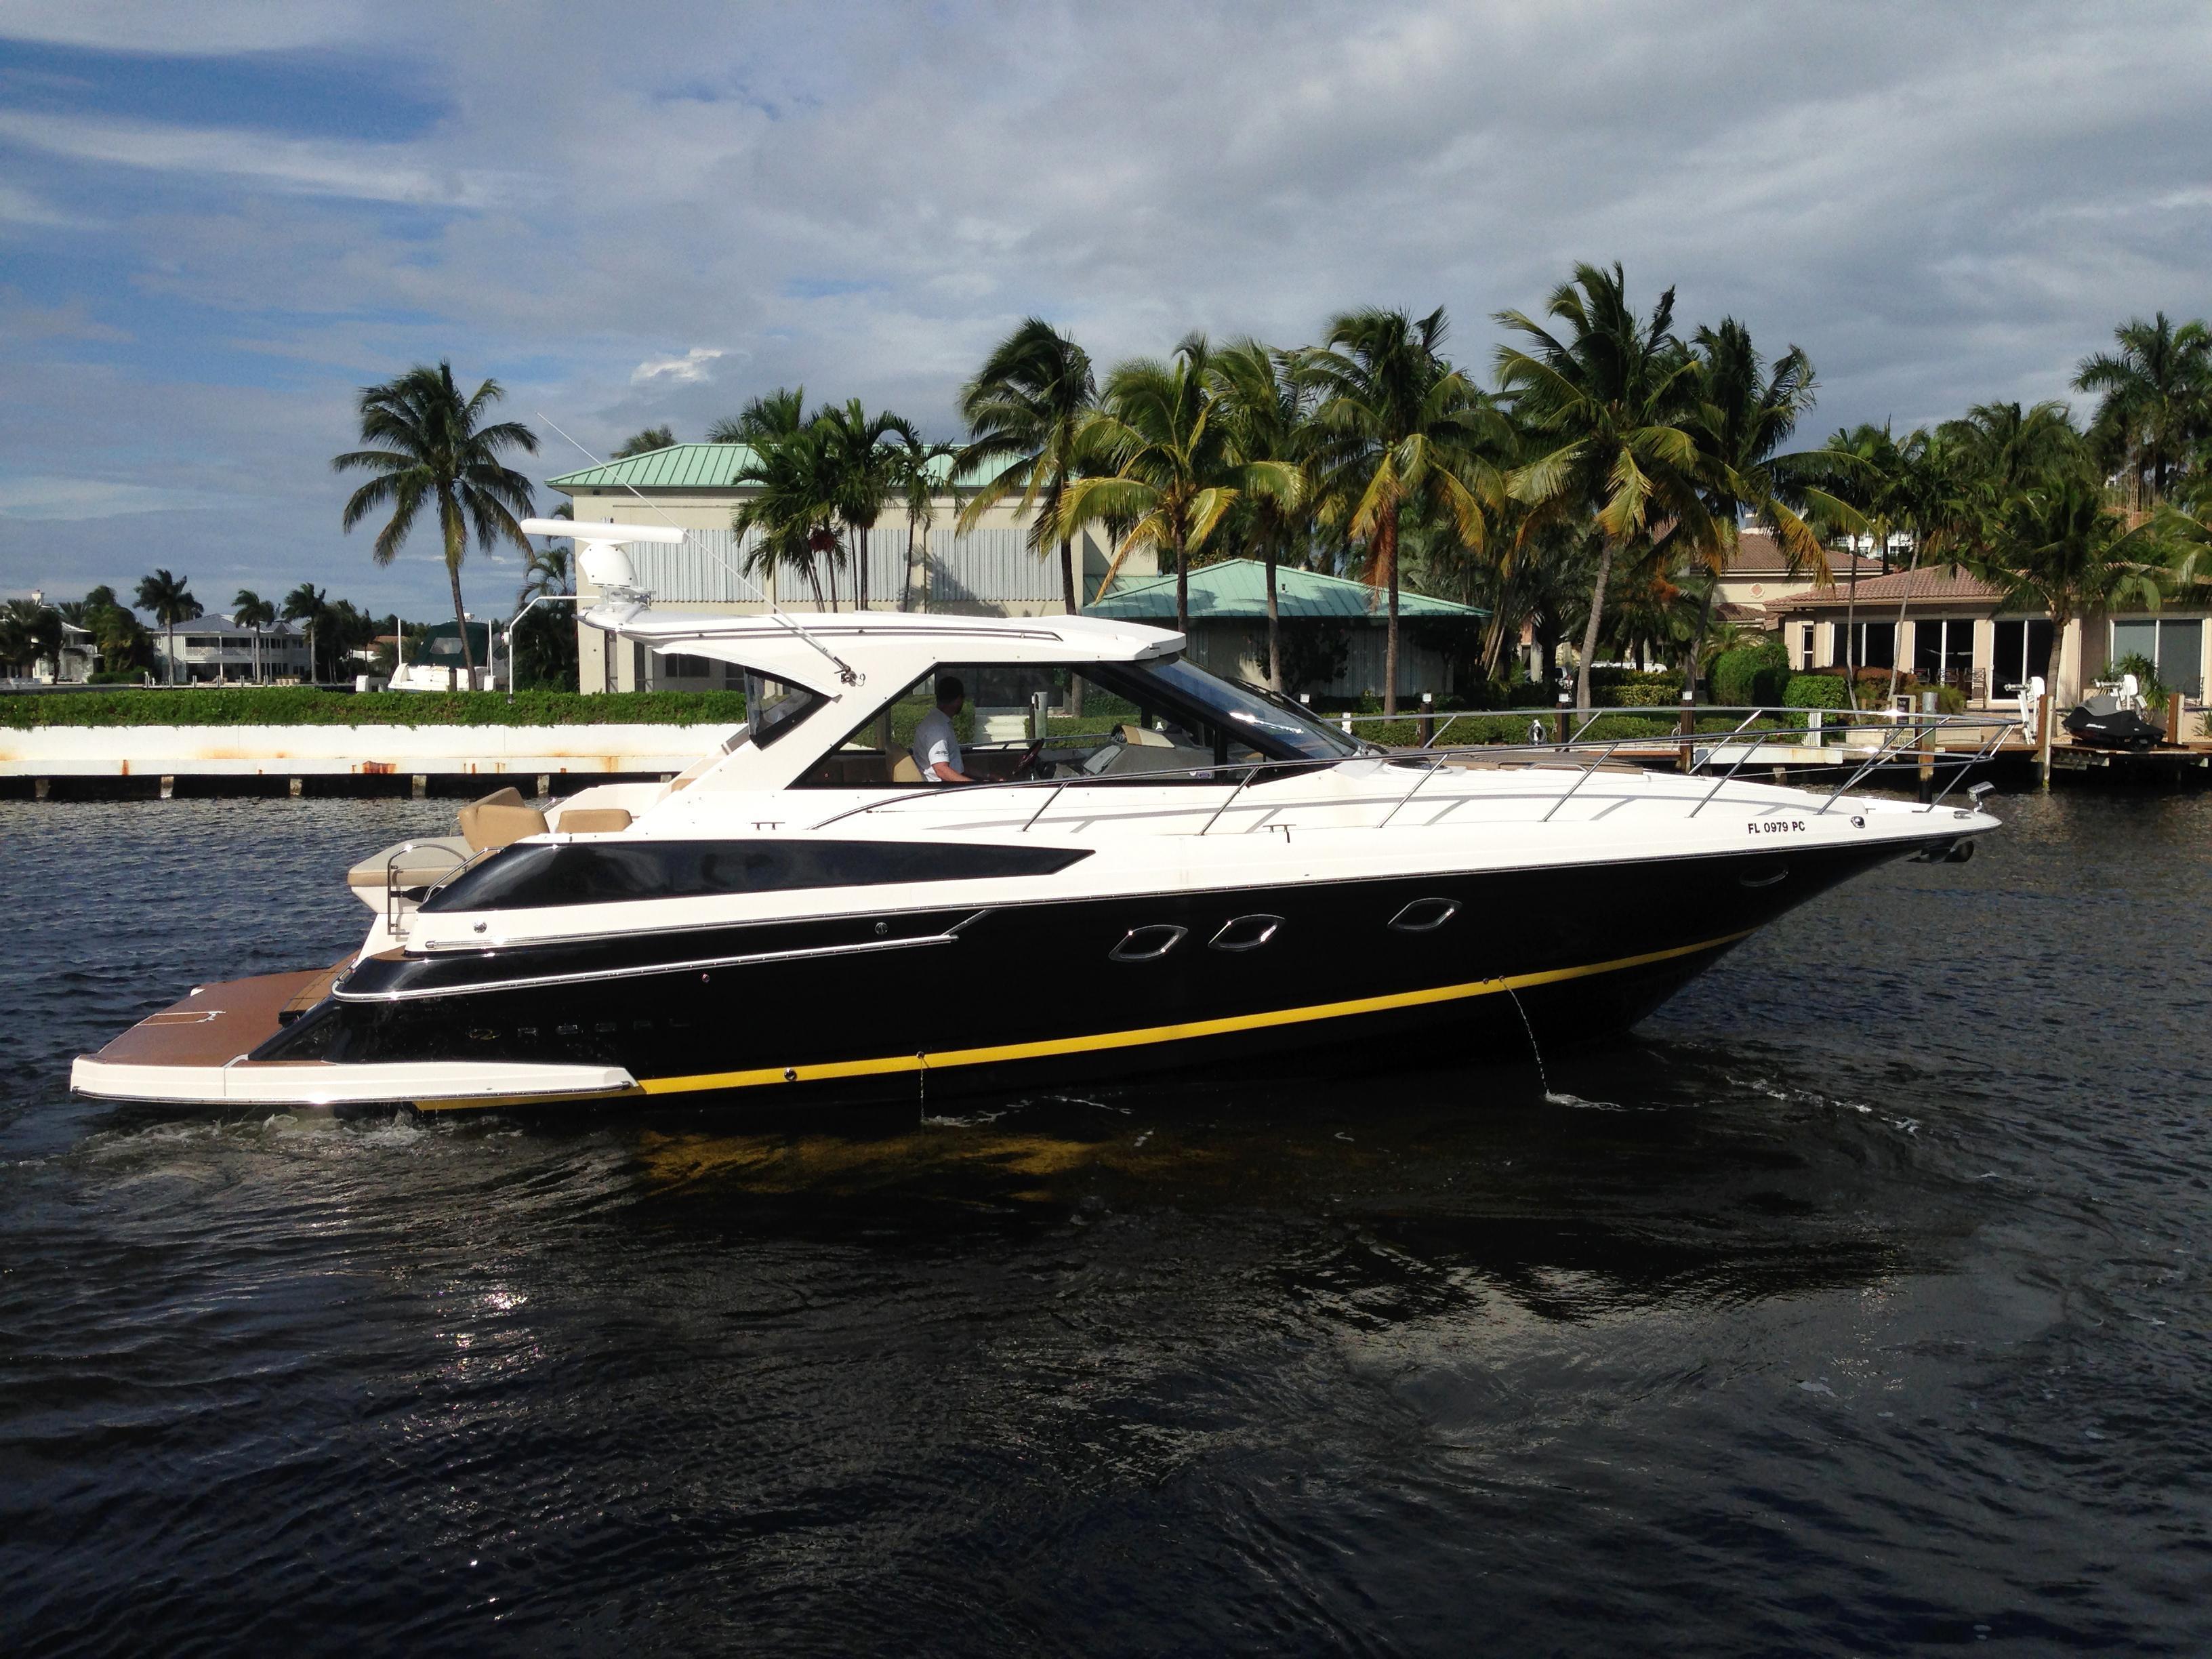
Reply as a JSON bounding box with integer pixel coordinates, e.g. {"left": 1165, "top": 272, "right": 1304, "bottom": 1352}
{"left": 1117, "top": 657, "right": 1368, "bottom": 760}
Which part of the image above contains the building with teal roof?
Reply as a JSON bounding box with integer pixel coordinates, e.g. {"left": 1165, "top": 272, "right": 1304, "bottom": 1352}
{"left": 1087, "top": 558, "right": 1486, "bottom": 699}
{"left": 547, "top": 444, "right": 1146, "bottom": 692}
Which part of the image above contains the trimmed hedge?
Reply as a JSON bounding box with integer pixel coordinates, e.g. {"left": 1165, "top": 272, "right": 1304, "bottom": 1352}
{"left": 0, "top": 688, "right": 750, "bottom": 729}
{"left": 1783, "top": 672, "right": 1851, "bottom": 710}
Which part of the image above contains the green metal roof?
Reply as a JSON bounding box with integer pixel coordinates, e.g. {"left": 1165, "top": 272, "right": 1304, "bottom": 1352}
{"left": 549, "top": 443, "right": 762, "bottom": 491}
{"left": 549, "top": 441, "right": 996, "bottom": 493}
{"left": 1086, "top": 558, "right": 1485, "bottom": 623}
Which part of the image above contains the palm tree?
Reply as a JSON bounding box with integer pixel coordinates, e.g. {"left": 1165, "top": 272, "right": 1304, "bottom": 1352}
{"left": 1496, "top": 265, "right": 1715, "bottom": 710}
{"left": 1208, "top": 340, "right": 1315, "bottom": 690}
{"left": 0, "top": 604, "right": 29, "bottom": 678}
{"left": 2073, "top": 312, "right": 2211, "bottom": 510}
{"left": 1055, "top": 335, "right": 1301, "bottom": 643}
{"left": 731, "top": 419, "right": 839, "bottom": 608}
{"left": 611, "top": 424, "right": 677, "bottom": 459}
{"left": 333, "top": 360, "right": 538, "bottom": 677}
{"left": 1980, "top": 478, "right": 2165, "bottom": 783}
{"left": 1943, "top": 400, "right": 2085, "bottom": 499}
{"left": 232, "top": 588, "right": 276, "bottom": 683}
{"left": 1875, "top": 427, "right": 1982, "bottom": 703}
{"left": 0, "top": 599, "right": 61, "bottom": 680}
{"left": 884, "top": 422, "right": 959, "bottom": 612}
{"left": 73, "top": 587, "right": 145, "bottom": 678}
{"left": 1680, "top": 319, "right": 1835, "bottom": 697}
{"left": 816, "top": 399, "right": 905, "bottom": 610}
{"left": 518, "top": 541, "right": 573, "bottom": 605}
{"left": 1809, "top": 423, "right": 1915, "bottom": 705}
{"left": 958, "top": 319, "right": 1097, "bottom": 613}
{"left": 282, "top": 583, "right": 332, "bottom": 682}
{"left": 134, "top": 569, "right": 201, "bottom": 684}
{"left": 709, "top": 388, "right": 806, "bottom": 445}
{"left": 1306, "top": 307, "right": 1502, "bottom": 714}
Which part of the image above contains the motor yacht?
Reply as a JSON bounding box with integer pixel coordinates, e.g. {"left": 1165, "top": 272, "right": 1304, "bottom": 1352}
{"left": 74, "top": 534, "right": 2006, "bottom": 1116}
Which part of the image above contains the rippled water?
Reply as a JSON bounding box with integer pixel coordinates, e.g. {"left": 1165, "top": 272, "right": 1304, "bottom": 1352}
{"left": 2, "top": 792, "right": 2207, "bottom": 1656}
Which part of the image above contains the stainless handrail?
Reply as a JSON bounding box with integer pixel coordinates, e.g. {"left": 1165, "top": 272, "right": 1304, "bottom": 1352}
{"left": 384, "top": 840, "right": 477, "bottom": 936}
{"left": 798, "top": 705, "right": 2024, "bottom": 836}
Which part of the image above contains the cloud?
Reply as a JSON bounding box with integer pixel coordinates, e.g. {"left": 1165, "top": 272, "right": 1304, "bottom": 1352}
{"left": 0, "top": 178, "right": 89, "bottom": 226}
{"left": 630, "top": 346, "right": 728, "bottom": 386}
{"left": 0, "top": 110, "right": 511, "bottom": 207}
{"left": 0, "top": 476, "right": 232, "bottom": 518}
{"left": 0, "top": 287, "right": 129, "bottom": 342}
{"left": 0, "top": 1, "right": 370, "bottom": 55}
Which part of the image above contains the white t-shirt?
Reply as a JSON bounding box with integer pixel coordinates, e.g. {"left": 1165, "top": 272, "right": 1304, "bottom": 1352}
{"left": 912, "top": 708, "right": 963, "bottom": 781}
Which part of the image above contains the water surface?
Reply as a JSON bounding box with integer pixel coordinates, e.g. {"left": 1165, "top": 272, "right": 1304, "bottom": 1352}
{"left": 1, "top": 792, "right": 2206, "bottom": 1655}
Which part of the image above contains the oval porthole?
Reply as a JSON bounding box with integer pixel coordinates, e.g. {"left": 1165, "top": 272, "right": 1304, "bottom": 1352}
{"left": 1389, "top": 897, "right": 1460, "bottom": 933}
{"left": 1210, "top": 914, "right": 1282, "bottom": 952}
{"left": 1738, "top": 863, "right": 1788, "bottom": 889}
{"left": 1110, "top": 924, "right": 1187, "bottom": 964}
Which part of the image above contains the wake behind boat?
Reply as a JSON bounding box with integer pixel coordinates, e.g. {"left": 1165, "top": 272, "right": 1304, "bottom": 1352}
{"left": 74, "top": 534, "right": 2013, "bottom": 1116}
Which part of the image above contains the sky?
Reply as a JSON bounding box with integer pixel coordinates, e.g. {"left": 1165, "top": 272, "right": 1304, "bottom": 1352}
{"left": 2, "top": 0, "right": 2209, "bottom": 621}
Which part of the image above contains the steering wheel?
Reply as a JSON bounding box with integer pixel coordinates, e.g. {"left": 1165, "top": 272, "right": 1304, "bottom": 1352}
{"left": 1010, "top": 739, "right": 1048, "bottom": 779}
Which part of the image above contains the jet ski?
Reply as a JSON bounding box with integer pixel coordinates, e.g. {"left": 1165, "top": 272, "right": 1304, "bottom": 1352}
{"left": 2064, "top": 675, "right": 2165, "bottom": 751}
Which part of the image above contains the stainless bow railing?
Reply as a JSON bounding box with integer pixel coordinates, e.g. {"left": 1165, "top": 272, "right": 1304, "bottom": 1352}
{"left": 804, "top": 705, "right": 2024, "bottom": 835}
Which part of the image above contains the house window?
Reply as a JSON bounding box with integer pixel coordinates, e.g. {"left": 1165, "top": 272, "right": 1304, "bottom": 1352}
{"left": 1828, "top": 621, "right": 1893, "bottom": 670}
{"left": 1912, "top": 619, "right": 1971, "bottom": 686}
{"left": 1990, "top": 619, "right": 2054, "bottom": 697}
{"left": 2110, "top": 618, "right": 2203, "bottom": 697}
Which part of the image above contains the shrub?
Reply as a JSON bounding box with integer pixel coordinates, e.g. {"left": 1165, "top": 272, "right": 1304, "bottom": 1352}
{"left": 1711, "top": 640, "right": 1788, "bottom": 706}
{"left": 1784, "top": 672, "right": 1851, "bottom": 710}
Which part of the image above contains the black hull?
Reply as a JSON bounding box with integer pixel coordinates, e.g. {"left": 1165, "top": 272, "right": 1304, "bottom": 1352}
{"left": 262, "top": 840, "right": 1927, "bottom": 1111}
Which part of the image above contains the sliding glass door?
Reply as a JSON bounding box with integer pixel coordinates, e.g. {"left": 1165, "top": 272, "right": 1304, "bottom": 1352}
{"left": 1912, "top": 618, "right": 1972, "bottom": 686}
{"left": 1990, "top": 619, "right": 2054, "bottom": 697}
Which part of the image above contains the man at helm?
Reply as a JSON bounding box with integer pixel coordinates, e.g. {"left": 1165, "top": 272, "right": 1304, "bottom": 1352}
{"left": 912, "top": 675, "right": 975, "bottom": 784}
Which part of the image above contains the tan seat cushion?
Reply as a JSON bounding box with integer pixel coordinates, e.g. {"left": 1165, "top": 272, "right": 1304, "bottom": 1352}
{"left": 457, "top": 787, "right": 549, "bottom": 853}
{"left": 1116, "top": 722, "right": 1172, "bottom": 748}
{"left": 346, "top": 835, "right": 474, "bottom": 888}
{"left": 556, "top": 808, "right": 633, "bottom": 834}
{"left": 892, "top": 753, "right": 925, "bottom": 784}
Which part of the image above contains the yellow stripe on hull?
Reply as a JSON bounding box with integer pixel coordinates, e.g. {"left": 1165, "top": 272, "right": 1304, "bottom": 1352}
{"left": 413, "top": 927, "right": 1754, "bottom": 1113}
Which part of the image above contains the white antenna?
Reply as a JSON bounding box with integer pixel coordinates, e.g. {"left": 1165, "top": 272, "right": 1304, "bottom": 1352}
{"left": 534, "top": 413, "right": 863, "bottom": 687}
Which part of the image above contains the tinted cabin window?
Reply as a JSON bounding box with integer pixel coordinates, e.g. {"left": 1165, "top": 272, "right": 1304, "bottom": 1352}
{"left": 419, "top": 839, "right": 1092, "bottom": 912}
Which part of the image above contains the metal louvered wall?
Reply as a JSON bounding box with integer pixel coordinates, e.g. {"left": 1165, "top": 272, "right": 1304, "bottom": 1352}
{"left": 625, "top": 527, "right": 1060, "bottom": 607}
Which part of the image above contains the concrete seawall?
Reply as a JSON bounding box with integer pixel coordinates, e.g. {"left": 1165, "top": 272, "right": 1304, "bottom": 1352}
{"left": 0, "top": 722, "right": 738, "bottom": 799}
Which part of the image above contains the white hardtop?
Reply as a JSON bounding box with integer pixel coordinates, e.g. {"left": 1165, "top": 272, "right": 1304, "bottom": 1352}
{"left": 602, "top": 608, "right": 1184, "bottom": 696}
